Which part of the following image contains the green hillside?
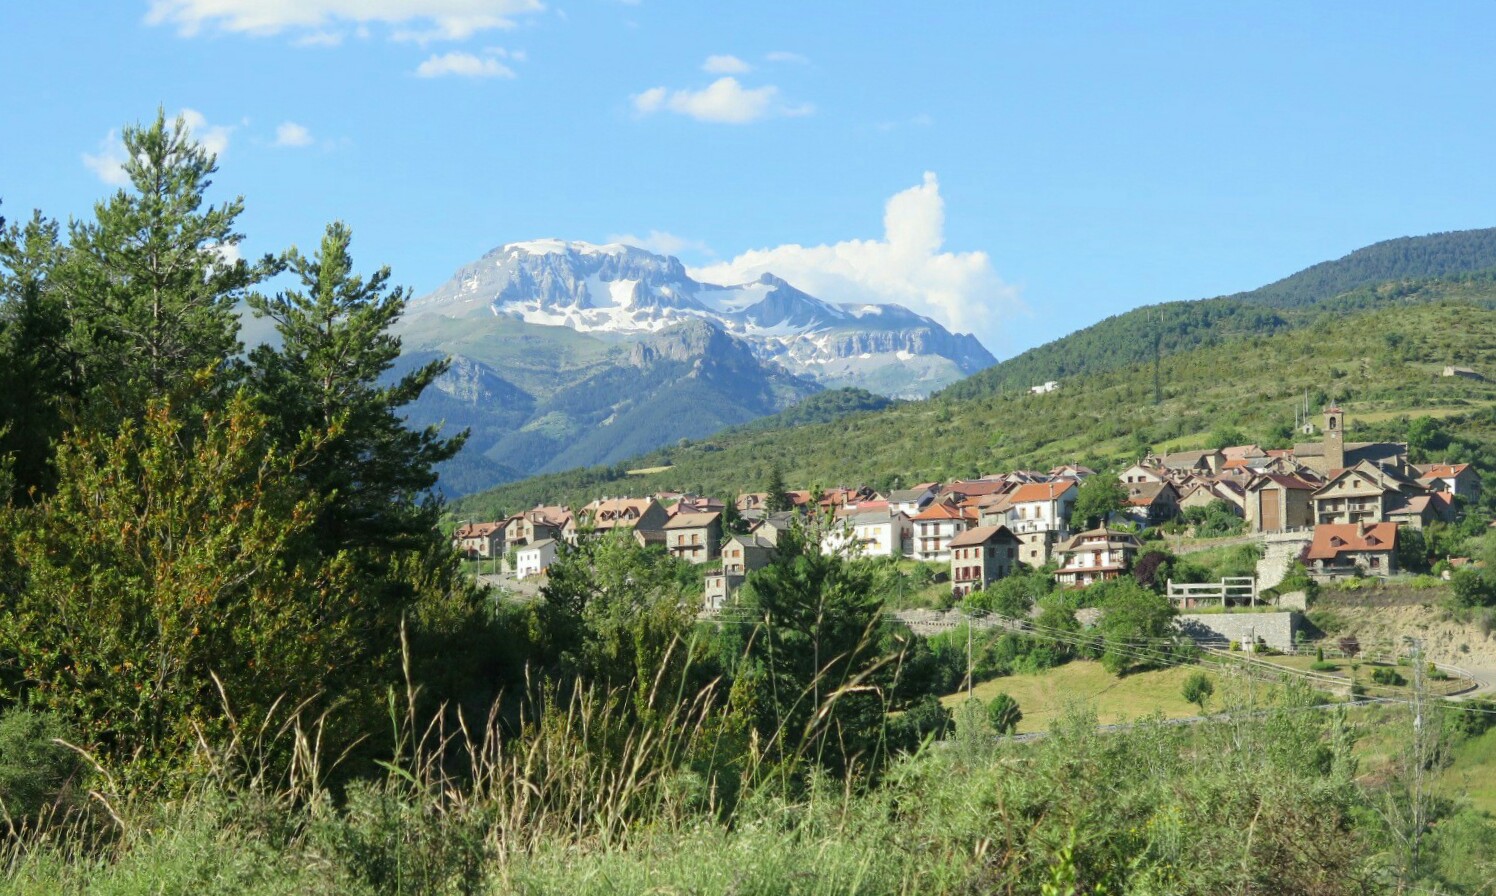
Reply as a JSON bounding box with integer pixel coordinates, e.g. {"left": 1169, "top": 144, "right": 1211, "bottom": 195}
{"left": 453, "top": 293, "right": 1496, "bottom": 518}
{"left": 944, "top": 228, "right": 1496, "bottom": 400}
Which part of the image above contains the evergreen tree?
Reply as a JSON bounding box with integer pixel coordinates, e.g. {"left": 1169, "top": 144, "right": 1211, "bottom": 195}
{"left": 765, "top": 465, "right": 792, "bottom": 513}
{"left": 0, "top": 211, "right": 74, "bottom": 500}
{"left": 247, "top": 222, "right": 462, "bottom": 552}
{"left": 58, "top": 111, "right": 274, "bottom": 419}
{"left": 723, "top": 532, "right": 890, "bottom": 776}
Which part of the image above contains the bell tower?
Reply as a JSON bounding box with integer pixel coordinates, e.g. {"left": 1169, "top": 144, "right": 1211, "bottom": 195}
{"left": 1324, "top": 406, "right": 1345, "bottom": 471}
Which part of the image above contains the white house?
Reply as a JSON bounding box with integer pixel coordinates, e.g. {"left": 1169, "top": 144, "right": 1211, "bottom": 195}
{"left": 822, "top": 509, "right": 912, "bottom": 558}
{"left": 911, "top": 502, "right": 971, "bottom": 562}
{"left": 515, "top": 538, "right": 557, "bottom": 579}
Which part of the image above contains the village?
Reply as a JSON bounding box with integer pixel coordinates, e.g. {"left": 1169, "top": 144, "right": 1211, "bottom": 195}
{"left": 453, "top": 406, "right": 1479, "bottom": 645}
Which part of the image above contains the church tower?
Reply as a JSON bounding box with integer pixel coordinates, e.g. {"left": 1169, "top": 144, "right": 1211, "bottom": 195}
{"left": 1324, "top": 406, "right": 1345, "bottom": 471}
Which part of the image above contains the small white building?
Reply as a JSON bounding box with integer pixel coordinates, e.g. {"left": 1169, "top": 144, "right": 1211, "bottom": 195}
{"left": 911, "top": 502, "right": 971, "bottom": 562}
{"left": 515, "top": 538, "right": 557, "bottom": 579}
{"left": 1030, "top": 381, "right": 1059, "bottom": 395}
{"left": 821, "top": 509, "right": 912, "bottom": 558}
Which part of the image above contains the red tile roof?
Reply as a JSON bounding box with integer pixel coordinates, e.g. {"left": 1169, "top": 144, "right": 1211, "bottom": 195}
{"left": 1305, "top": 523, "right": 1398, "bottom": 560}
{"left": 1008, "top": 480, "right": 1077, "bottom": 504}
{"left": 913, "top": 502, "right": 967, "bottom": 521}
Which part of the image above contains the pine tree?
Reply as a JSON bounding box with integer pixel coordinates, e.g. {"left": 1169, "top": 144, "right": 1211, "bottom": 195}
{"left": 765, "top": 465, "right": 792, "bottom": 513}
{"left": 0, "top": 210, "right": 74, "bottom": 500}
{"left": 247, "top": 222, "right": 463, "bottom": 552}
{"left": 59, "top": 111, "right": 275, "bottom": 419}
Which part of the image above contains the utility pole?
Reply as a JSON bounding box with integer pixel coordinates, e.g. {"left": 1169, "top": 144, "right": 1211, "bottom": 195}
{"left": 1409, "top": 636, "right": 1429, "bottom": 880}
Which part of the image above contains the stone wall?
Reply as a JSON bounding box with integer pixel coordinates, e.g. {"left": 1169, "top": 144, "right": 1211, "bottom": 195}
{"left": 1256, "top": 530, "right": 1312, "bottom": 591}
{"left": 1176, "top": 611, "right": 1302, "bottom": 651}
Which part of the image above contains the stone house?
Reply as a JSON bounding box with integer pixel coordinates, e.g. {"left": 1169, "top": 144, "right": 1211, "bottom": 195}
{"left": 1311, "top": 460, "right": 1425, "bottom": 526}
{"left": 582, "top": 497, "right": 672, "bottom": 547}
{"left": 722, "top": 533, "right": 776, "bottom": 576}
{"left": 1122, "top": 480, "right": 1180, "bottom": 526}
{"left": 1054, "top": 528, "right": 1142, "bottom": 587}
{"left": 949, "top": 526, "right": 1021, "bottom": 599}
{"left": 505, "top": 506, "right": 574, "bottom": 547}
{"left": 1304, "top": 522, "right": 1398, "bottom": 580}
{"left": 1244, "top": 474, "right": 1317, "bottom": 532}
{"left": 663, "top": 511, "right": 723, "bottom": 564}
{"left": 453, "top": 521, "right": 505, "bottom": 559}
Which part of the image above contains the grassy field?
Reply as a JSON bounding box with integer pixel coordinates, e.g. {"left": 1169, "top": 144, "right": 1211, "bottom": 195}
{"left": 941, "top": 660, "right": 1236, "bottom": 734}
{"left": 1438, "top": 726, "right": 1496, "bottom": 814}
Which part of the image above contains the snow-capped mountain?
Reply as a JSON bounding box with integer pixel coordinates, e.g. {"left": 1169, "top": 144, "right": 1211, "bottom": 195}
{"left": 411, "top": 240, "right": 995, "bottom": 397}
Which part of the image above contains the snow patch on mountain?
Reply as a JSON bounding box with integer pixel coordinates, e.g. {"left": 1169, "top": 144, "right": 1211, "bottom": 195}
{"left": 412, "top": 240, "right": 996, "bottom": 397}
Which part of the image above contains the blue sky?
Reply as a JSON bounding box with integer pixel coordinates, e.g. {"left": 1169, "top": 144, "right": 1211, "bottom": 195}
{"left": 4, "top": 2, "right": 1496, "bottom": 357}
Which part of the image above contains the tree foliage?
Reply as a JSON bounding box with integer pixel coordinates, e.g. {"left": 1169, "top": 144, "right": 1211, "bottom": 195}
{"left": 58, "top": 111, "right": 275, "bottom": 420}
{"left": 1070, "top": 475, "right": 1127, "bottom": 531}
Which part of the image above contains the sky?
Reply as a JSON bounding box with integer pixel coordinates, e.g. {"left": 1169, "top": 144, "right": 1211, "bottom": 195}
{"left": 4, "top": 2, "right": 1496, "bottom": 358}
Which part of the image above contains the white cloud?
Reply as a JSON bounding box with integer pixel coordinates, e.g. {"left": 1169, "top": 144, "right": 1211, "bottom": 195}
{"left": 83, "top": 109, "right": 235, "bottom": 186}
{"left": 82, "top": 130, "right": 130, "bottom": 187}
{"left": 606, "top": 230, "right": 714, "bottom": 258}
{"left": 689, "top": 173, "right": 1022, "bottom": 349}
{"left": 765, "top": 50, "right": 808, "bottom": 64}
{"left": 274, "top": 121, "right": 315, "bottom": 147}
{"left": 145, "top": 0, "right": 545, "bottom": 42}
{"left": 415, "top": 51, "right": 516, "bottom": 78}
{"left": 293, "top": 30, "right": 344, "bottom": 46}
{"left": 631, "top": 77, "right": 811, "bottom": 124}
{"left": 178, "top": 108, "right": 235, "bottom": 157}
{"left": 701, "top": 54, "right": 750, "bottom": 74}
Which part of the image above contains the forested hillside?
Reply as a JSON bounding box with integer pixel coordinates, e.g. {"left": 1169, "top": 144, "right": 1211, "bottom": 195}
{"left": 455, "top": 293, "right": 1496, "bottom": 516}
{"left": 943, "top": 228, "right": 1496, "bottom": 399}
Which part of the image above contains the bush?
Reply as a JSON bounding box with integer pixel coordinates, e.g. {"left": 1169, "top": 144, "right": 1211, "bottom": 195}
{"left": 1370, "top": 667, "right": 1406, "bottom": 687}
{"left": 986, "top": 693, "right": 1022, "bottom": 735}
{"left": 0, "top": 708, "right": 87, "bottom": 829}
{"left": 1310, "top": 661, "right": 1339, "bottom": 672}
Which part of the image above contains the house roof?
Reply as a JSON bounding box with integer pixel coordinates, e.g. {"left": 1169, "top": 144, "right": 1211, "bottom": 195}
{"left": 846, "top": 508, "right": 907, "bottom": 526}
{"left": 1124, "top": 481, "right": 1176, "bottom": 507}
{"left": 1008, "top": 480, "right": 1077, "bottom": 504}
{"left": 913, "top": 501, "right": 967, "bottom": 521}
{"left": 663, "top": 510, "right": 721, "bottom": 529}
{"left": 725, "top": 533, "right": 777, "bottom": 551}
{"left": 1305, "top": 522, "right": 1398, "bottom": 560}
{"left": 520, "top": 538, "right": 556, "bottom": 552}
{"left": 455, "top": 522, "right": 505, "bottom": 538}
{"left": 1249, "top": 473, "right": 1319, "bottom": 492}
{"left": 1416, "top": 463, "right": 1471, "bottom": 479}
{"left": 1058, "top": 528, "right": 1143, "bottom": 553}
{"left": 939, "top": 479, "right": 1011, "bottom": 499}
{"left": 948, "top": 525, "right": 1018, "bottom": 548}
{"left": 887, "top": 487, "right": 934, "bottom": 503}
{"left": 586, "top": 498, "right": 660, "bottom": 529}
{"left": 1159, "top": 449, "right": 1221, "bottom": 470}
{"left": 1222, "top": 444, "right": 1265, "bottom": 460}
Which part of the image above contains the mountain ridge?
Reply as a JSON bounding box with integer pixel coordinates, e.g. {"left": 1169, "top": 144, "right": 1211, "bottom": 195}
{"left": 410, "top": 239, "right": 995, "bottom": 398}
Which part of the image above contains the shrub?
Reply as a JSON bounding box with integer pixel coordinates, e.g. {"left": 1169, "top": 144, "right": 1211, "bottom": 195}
{"left": 1310, "top": 661, "right": 1339, "bottom": 672}
{"left": 986, "top": 693, "right": 1022, "bottom": 735}
{"left": 1370, "top": 667, "right": 1406, "bottom": 687}
{"left": 1180, "top": 671, "right": 1214, "bottom": 713}
{"left": 0, "top": 708, "right": 87, "bottom": 829}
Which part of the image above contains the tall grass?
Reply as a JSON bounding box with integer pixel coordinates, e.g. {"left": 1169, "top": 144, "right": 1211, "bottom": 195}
{"left": 0, "top": 640, "right": 1468, "bottom": 894}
